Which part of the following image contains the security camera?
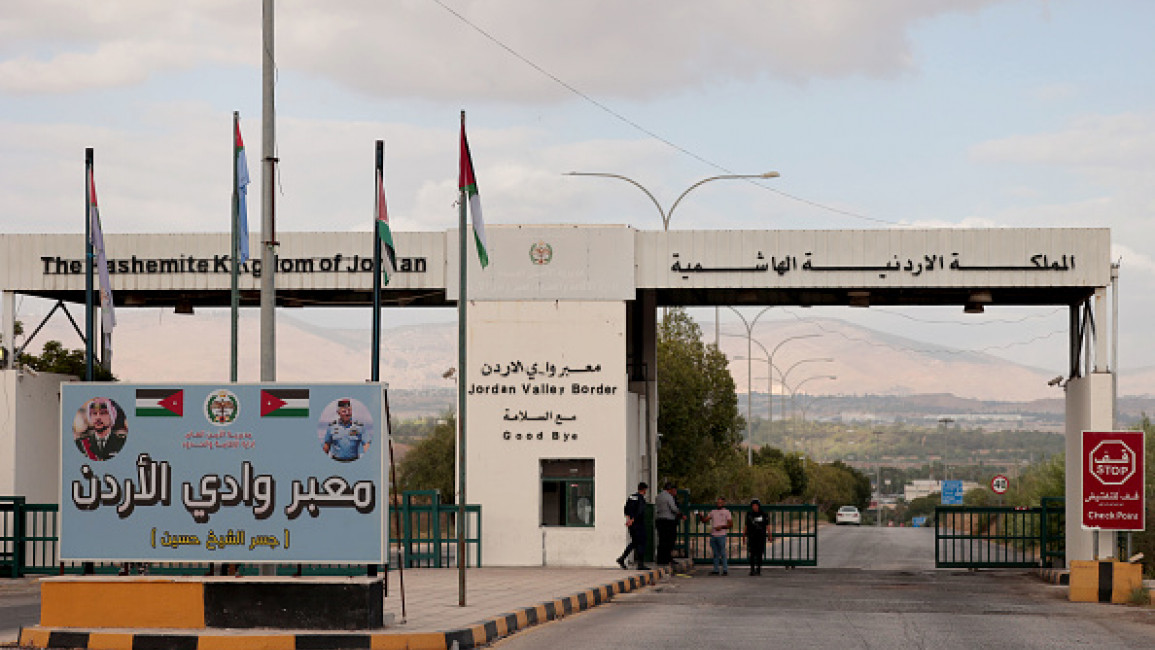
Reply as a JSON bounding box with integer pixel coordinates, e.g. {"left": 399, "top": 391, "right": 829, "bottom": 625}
{"left": 1047, "top": 375, "right": 1064, "bottom": 387}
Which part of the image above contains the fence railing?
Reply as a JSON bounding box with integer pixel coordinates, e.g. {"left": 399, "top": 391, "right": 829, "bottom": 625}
{"left": 396, "top": 490, "right": 481, "bottom": 568}
{"left": 0, "top": 492, "right": 481, "bottom": 577}
{"left": 935, "top": 500, "right": 1066, "bottom": 569}
{"left": 682, "top": 503, "right": 819, "bottom": 567}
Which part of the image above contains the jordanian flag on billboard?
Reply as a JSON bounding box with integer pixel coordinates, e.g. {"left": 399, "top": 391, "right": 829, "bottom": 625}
{"left": 135, "top": 389, "right": 184, "bottom": 417}
{"left": 260, "top": 388, "right": 310, "bottom": 417}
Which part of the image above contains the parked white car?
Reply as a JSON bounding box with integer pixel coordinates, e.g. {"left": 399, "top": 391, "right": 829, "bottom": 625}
{"left": 835, "top": 505, "right": 861, "bottom": 525}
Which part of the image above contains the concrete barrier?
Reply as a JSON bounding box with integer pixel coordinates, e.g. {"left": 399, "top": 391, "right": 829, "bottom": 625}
{"left": 1068, "top": 560, "right": 1143, "bottom": 604}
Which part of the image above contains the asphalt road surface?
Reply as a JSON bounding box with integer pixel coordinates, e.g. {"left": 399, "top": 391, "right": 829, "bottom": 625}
{"left": 495, "top": 526, "right": 1155, "bottom": 650}
{"left": 818, "top": 522, "right": 937, "bottom": 570}
{"left": 0, "top": 577, "right": 39, "bottom": 645}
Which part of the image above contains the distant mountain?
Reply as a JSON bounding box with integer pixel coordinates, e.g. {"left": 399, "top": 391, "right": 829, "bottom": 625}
{"left": 706, "top": 317, "right": 1069, "bottom": 401}
{"left": 13, "top": 308, "right": 1154, "bottom": 403}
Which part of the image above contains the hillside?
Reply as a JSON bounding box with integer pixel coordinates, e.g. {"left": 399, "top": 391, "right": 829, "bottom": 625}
{"left": 12, "top": 308, "right": 1155, "bottom": 403}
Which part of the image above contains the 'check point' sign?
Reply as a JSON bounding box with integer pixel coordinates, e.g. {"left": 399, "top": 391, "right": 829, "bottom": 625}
{"left": 1081, "top": 431, "right": 1145, "bottom": 531}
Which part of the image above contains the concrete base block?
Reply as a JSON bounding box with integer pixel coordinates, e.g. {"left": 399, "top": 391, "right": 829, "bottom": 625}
{"left": 1068, "top": 560, "right": 1143, "bottom": 604}
{"left": 38, "top": 575, "right": 384, "bottom": 630}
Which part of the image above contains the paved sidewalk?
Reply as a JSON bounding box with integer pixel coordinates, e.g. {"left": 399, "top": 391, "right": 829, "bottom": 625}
{"left": 15, "top": 562, "right": 690, "bottom": 649}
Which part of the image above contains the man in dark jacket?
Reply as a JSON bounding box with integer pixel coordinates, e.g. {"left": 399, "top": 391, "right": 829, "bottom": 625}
{"left": 745, "top": 498, "right": 770, "bottom": 575}
{"left": 615, "top": 482, "right": 649, "bottom": 570}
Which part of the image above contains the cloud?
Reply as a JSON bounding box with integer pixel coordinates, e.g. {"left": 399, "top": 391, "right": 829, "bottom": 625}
{"left": 1, "top": 0, "right": 1002, "bottom": 99}
{"left": 0, "top": 1, "right": 255, "bottom": 94}
{"left": 1113, "top": 244, "right": 1155, "bottom": 276}
{"left": 970, "top": 113, "right": 1155, "bottom": 179}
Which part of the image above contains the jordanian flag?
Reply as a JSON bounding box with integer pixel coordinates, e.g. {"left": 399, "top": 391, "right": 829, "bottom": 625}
{"left": 234, "top": 115, "right": 251, "bottom": 264}
{"left": 377, "top": 163, "right": 397, "bottom": 284}
{"left": 459, "top": 123, "right": 489, "bottom": 268}
{"left": 136, "top": 389, "right": 184, "bottom": 417}
{"left": 88, "top": 166, "right": 116, "bottom": 335}
{"left": 260, "top": 388, "right": 309, "bottom": 417}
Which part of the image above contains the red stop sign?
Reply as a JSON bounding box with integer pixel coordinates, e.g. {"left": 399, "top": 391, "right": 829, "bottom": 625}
{"left": 1082, "top": 431, "right": 1145, "bottom": 531}
{"left": 1088, "top": 440, "right": 1137, "bottom": 486}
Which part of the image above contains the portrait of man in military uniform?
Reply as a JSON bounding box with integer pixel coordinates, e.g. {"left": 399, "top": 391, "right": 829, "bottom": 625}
{"left": 321, "top": 397, "right": 370, "bottom": 462}
{"left": 73, "top": 397, "right": 128, "bottom": 461}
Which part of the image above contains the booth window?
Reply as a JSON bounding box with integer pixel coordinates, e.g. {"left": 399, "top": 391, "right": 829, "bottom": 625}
{"left": 540, "top": 459, "right": 594, "bottom": 527}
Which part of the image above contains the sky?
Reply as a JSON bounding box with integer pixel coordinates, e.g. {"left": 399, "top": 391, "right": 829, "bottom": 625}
{"left": 2, "top": 0, "right": 1154, "bottom": 384}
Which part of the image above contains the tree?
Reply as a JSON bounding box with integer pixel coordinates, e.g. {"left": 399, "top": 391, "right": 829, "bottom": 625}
{"left": 19, "top": 340, "right": 115, "bottom": 381}
{"left": 656, "top": 309, "right": 745, "bottom": 494}
{"left": 396, "top": 413, "right": 456, "bottom": 502}
{"left": 752, "top": 446, "right": 808, "bottom": 498}
{"left": 3, "top": 319, "right": 114, "bottom": 379}
{"left": 805, "top": 460, "right": 872, "bottom": 521}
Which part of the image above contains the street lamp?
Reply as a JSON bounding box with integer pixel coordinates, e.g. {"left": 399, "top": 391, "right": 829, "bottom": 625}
{"left": 766, "top": 335, "right": 822, "bottom": 440}
{"left": 566, "top": 171, "right": 781, "bottom": 348}
{"left": 564, "top": 171, "right": 779, "bottom": 485}
{"left": 874, "top": 431, "right": 883, "bottom": 527}
{"left": 564, "top": 171, "right": 780, "bottom": 231}
{"left": 727, "top": 307, "right": 773, "bottom": 465}
{"left": 724, "top": 332, "right": 827, "bottom": 450}
{"left": 787, "top": 375, "right": 836, "bottom": 452}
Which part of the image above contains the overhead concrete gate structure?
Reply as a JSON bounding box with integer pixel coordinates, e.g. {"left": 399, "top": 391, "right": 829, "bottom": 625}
{"left": 0, "top": 226, "right": 1117, "bottom": 566}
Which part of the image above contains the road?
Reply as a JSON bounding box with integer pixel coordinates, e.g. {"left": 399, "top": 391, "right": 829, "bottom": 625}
{"left": 0, "top": 577, "right": 39, "bottom": 644}
{"left": 494, "top": 526, "right": 1155, "bottom": 650}
{"left": 817, "top": 522, "right": 936, "bottom": 570}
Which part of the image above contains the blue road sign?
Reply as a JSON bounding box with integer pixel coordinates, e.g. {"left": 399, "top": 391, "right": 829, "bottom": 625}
{"left": 941, "top": 479, "right": 964, "bottom": 505}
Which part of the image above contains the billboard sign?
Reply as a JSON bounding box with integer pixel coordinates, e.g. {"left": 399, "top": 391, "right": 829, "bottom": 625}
{"left": 1081, "top": 431, "right": 1145, "bottom": 531}
{"left": 60, "top": 383, "right": 386, "bottom": 562}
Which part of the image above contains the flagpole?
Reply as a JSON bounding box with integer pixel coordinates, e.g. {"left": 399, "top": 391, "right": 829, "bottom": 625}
{"left": 372, "top": 140, "right": 383, "bottom": 383}
{"left": 456, "top": 110, "right": 468, "bottom": 607}
{"left": 231, "top": 111, "right": 241, "bottom": 383}
{"left": 259, "top": 0, "right": 277, "bottom": 385}
{"left": 84, "top": 148, "right": 95, "bottom": 382}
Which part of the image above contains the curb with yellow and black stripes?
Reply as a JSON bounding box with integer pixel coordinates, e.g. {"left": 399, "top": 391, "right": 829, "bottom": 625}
{"left": 19, "top": 562, "right": 690, "bottom": 650}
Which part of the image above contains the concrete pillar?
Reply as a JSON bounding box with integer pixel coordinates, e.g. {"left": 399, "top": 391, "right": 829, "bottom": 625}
{"left": 1064, "top": 372, "right": 1116, "bottom": 563}
{"left": 1093, "top": 287, "right": 1108, "bottom": 373}
{"left": 2, "top": 291, "right": 14, "bottom": 368}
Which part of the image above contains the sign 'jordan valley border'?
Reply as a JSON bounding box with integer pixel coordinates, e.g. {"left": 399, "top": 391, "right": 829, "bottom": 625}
{"left": 60, "top": 383, "right": 386, "bottom": 563}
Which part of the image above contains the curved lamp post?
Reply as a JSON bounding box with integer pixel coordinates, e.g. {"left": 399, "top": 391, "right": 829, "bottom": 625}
{"left": 567, "top": 171, "right": 781, "bottom": 350}
{"left": 564, "top": 171, "right": 780, "bottom": 231}
{"left": 726, "top": 332, "right": 827, "bottom": 453}
{"left": 564, "top": 171, "right": 779, "bottom": 483}
{"left": 787, "top": 374, "right": 837, "bottom": 452}
{"left": 728, "top": 307, "right": 773, "bottom": 465}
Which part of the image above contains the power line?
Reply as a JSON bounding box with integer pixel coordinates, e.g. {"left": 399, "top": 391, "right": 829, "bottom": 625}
{"left": 429, "top": 0, "right": 901, "bottom": 227}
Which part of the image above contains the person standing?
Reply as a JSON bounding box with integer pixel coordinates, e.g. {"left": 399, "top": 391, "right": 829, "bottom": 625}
{"left": 745, "top": 498, "right": 770, "bottom": 575}
{"left": 616, "top": 482, "right": 649, "bottom": 570}
{"left": 654, "top": 482, "right": 684, "bottom": 567}
{"left": 699, "top": 497, "right": 732, "bottom": 575}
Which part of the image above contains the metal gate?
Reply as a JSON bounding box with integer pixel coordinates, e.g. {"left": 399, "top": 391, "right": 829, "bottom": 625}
{"left": 684, "top": 503, "right": 818, "bottom": 567}
{"left": 0, "top": 492, "right": 482, "bottom": 577}
{"left": 935, "top": 500, "right": 1065, "bottom": 569}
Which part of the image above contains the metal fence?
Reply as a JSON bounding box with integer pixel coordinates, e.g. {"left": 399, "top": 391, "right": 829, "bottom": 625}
{"left": 0, "top": 492, "right": 481, "bottom": 577}
{"left": 395, "top": 490, "right": 481, "bottom": 568}
{"left": 935, "top": 500, "right": 1065, "bottom": 569}
{"left": 682, "top": 503, "right": 819, "bottom": 567}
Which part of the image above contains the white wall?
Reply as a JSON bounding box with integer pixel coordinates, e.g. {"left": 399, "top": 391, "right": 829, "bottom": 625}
{"left": 0, "top": 370, "right": 71, "bottom": 503}
{"left": 465, "top": 301, "right": 628, "bottom": 566}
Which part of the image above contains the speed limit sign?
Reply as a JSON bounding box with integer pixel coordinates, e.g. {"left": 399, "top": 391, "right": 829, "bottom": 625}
{"left": 991, "top": 475, "right": 1009, "bottom": 494}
